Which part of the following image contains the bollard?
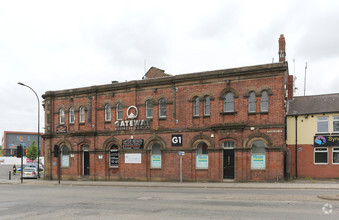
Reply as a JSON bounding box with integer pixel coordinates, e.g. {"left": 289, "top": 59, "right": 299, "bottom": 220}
{"left": 9, "top": 171, "right": 11, "bottom": 180}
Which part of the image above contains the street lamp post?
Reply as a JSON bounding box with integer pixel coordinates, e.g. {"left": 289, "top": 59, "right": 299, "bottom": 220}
{"left": 18, "top": 82, "right": 41, "bottom": 179}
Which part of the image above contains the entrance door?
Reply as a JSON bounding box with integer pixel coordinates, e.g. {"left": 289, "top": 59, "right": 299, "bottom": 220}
{"left": 84, "top": 151, "right": 90, "bottom": 176}
{"left": 223, "top": 149, "right": 234, "bottom": 179}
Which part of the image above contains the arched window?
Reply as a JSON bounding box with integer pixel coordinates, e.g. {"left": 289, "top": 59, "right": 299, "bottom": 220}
{"left": 248, "top": 92, "right": 256, "bottom": 113}
{"left": 105, "top": 104, "right": 111, "bottom": 121}
{"left": 224, "top": 93, "right": 234, "bottom": 112}
{"left": 79, "top": 107, "right": 85, "bottom": 123}
{"left": 261, "top": 91, "right": 269, "bottom": 112}
{"left": 196, "top": 142, "right": 208, "bottom": 168}
{"left": 69, "top": 107, "right": 75, "bottom": 124}
{"left": 61, "top": 145, "right": 69, "bottom": 167}
{"left": 59, "top": 109, "right": 65, "bottom": 124}
{"left": 193, "top": 96, "right": 199, "bottom": 116}
{"left": 109, "top": 145, "right": 119, "bottom": 167}
{"left": 251, "top": 140, "right": 266, "bottom": 169}
{"left": 146, "top": 100, "right": 153, "bottom": 118}
{"left": 151, "top": 143, "right": 161, "bottom": 168}
{"left": 159, "top": 98, "right": 166, "bottom": 118}
{"left": 204, "top": 96, "right": 210, "bottom": 116}
{"left": 116, "top": 103, "right": 123, "bottom": 120}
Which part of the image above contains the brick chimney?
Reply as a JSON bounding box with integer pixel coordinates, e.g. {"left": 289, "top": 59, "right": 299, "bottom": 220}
{"left": 278, "top": 34, "right": 286, "bottom": 62}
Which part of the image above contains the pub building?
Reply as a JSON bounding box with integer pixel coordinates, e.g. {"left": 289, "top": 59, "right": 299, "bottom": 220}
{"left": 42, "top": 35, "right": 292, "bottom": 182}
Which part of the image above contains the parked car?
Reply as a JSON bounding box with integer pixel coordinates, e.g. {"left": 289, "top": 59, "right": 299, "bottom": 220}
{"left": 22, "top": 167, "right": 38, "bottom": 179}
{"left": 17, "top": 163, "right": 44, "bottom": 172}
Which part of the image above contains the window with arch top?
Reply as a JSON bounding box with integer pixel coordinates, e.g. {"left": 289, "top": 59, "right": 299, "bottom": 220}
{"left": 260, "top": 91, "right": 269, "bottom": 112}
{"left": 159, "top": 98, "right": 166, "bottom": 118}
{"left": 204, "top": 96, "right": 210, "bottom": 116}
{"left": 105, "top": 104, "right": 111, "bottom": 121}
{"left": 69, "top": 107, "right": 75, "bottom": 124}
{"left": 251, "top": 140, "right": 266, "bottom": 169}
{"left": 248, "top": 92, "right": 256, "bottom": 113}
{"left": 61, "top": 145, "right": 69, "bottom": 167}
{"left": 59, "top": 109, "right": 65, "bottom": 124}
{"left": 151, "top": 143, "right": 162, "bottom": 168}
{"left": 109, "top": 145, "right": 119, "bottom": 167}
{"left": 196, "top": 142, "right": 208, "bottom": 169}
{"left": 79, "top": 107, "right": 85, "bottom": 123}
{"left": 193, "top": 96, "right": 199, "bottom": 116}
{"left": 146, "top": 100, "right": 153, "bottom": 118}
{"left": 116, "top": 103, "right": 123, "bottom": 120}
{"left": 224, "top": 92, "right": 234, "bottom": 112}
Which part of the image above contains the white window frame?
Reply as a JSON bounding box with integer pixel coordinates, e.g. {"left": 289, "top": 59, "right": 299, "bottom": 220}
{"left": 204, "top": 96, "right": 210, "bottom": 116}
{"left": 59, "top": 109, "right": 65, "bottom": 124}
{"left": 116, "top": 103, "right": 123, "bottom": 120}
{"left": 248, "top": 92, "right": 256, "bottom": 113}
{"left": 105, "top": 104, "right": 111, "bottom": 121}
{"left": 260, "top": 91, "right": 269, "bottom": 112}
{"left": 333, "top": 116, "right": 339, "bottom": 133}
{"left": 159, "top": 99, "right": 166, "bottom": 118}
{"left": 193, "top": 96, "right": 199, "bottom": 116}
{"left": 69, "top": 107, "right": 75, "bottom": 124}
{"left": 146, "top": 100, "right": 153, "bottom": 119}
{"left": 317, "top": 117, "right": 328, "bottom": 133}
{"left": 224, "top": 93, "right": 234, "bottom": 112}
{"left": 332, "top": 147, "right": 339, "bottom": 164}
{"left": 223, "top": 141, "right": 235, "bottom": 149}
{"left": 314, "top": 147, "right": 328, "bottom": 164}
{"left": 79, "top": 107, "right": 85, "bottom": 123}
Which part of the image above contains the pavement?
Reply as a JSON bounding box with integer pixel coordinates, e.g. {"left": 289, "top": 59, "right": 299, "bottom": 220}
{"left": 1, "top": 177, "right": 339, "bottom": 201}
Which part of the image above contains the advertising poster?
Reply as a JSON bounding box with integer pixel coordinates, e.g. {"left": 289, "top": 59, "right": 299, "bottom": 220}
{"left": 196, "top": 155, "right": 208, "bottom": 168}
{"left": 151, "top": 155, "right": 161, "bottom": 168}
{"left": 251, "top": 154, "right": 265, "bottom": 169}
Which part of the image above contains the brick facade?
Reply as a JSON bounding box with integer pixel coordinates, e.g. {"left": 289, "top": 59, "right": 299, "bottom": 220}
{"left": 43, "top": 62, "right": 289, "bottom": 182}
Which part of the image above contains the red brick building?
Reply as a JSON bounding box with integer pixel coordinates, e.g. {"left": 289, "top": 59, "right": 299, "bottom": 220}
{"left": 42, "top": 35, "right": 291, "bottom": 182}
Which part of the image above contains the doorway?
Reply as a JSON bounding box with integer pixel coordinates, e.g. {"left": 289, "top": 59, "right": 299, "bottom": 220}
{"left": 83, "top": 145, "right": 90, "bottom": 176}
{"left": 223, "top": 149, "right": 234, "bottom": 179}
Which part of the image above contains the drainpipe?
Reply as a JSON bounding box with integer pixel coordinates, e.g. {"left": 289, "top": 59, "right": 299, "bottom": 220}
{"left": 295, "top": 115, "right": 298, "bottom": 178}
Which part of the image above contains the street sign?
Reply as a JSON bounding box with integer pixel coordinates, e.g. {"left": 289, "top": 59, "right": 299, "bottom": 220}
{"left": 178, "top": 151, "right": 185, "bottom": 156}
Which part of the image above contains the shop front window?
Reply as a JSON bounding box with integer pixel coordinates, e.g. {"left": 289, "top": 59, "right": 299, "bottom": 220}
{"left": 61, "top": 145, "right": 69, "bottom": 167}
{"left": 109, "top": 145, "right": 119, "bottom": 167}
{"left": 251, "top": 140, "right": 266, "bottom": 169}
{"left": 196, "top": 142, "right": 208, "bottom": 169}
{"left": 151, "top": 143, "right": 161, "bottom": 168}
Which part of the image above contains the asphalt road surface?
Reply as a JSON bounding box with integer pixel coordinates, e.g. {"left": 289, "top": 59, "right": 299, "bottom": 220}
{"left": 0, "top": 183, "right": 338, "bottom": 220}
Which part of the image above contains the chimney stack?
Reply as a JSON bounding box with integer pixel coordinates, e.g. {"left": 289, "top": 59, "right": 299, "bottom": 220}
{"left": 278, "top": 34, "right": 286, "bottom": 62}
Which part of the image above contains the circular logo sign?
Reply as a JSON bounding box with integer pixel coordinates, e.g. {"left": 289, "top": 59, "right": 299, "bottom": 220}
{"left": 127, "top": 106, "right": 138, "bottom": 119}
{"left": 315, "top": 136, "right": 326, "bottom": 146}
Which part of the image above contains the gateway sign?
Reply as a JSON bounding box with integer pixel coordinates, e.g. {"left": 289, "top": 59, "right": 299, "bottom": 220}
{"left": 115, "top": 106, "right": 150, "bottom": 130}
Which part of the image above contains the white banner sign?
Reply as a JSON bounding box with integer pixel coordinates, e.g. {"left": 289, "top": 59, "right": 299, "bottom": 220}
{"left": 125, "top": 153, "right": 142, "bottom": 164}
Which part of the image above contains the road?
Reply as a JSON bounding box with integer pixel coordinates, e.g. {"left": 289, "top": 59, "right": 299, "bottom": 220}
{"left": 0, "top": 184, "right": 338, "bottom": 220}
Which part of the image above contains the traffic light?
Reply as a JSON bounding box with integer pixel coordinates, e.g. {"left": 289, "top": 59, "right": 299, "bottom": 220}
{"left": 54, "top": 145, "right": 59, "bottom": 157}
{"left": 16, "top": 145, "right": 22, "bottom": 158}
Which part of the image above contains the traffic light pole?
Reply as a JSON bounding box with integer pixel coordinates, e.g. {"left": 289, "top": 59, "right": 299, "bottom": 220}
{"left": 21, "top": 148, "right": 23, "bottom": 184}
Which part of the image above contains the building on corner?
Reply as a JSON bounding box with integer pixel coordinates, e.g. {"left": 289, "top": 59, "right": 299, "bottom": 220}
{"left": 42, "top": 35, "right": 292, "bottom": 182}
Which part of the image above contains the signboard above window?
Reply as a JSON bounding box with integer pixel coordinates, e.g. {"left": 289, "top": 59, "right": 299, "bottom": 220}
{"left": 122, "top": 139, "right": 144, "bottom": 149}
{"left": 314, "top": 135, "right": 339, "bottom": 147}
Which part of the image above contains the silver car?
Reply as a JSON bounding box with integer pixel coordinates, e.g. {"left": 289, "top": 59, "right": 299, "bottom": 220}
{"left": 22, "top": 167, "right": 38, "bottom": 179}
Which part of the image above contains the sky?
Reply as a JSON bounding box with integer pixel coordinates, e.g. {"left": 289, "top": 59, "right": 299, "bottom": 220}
{"left": 1, "top": 0, "right": 339, "bottom": 142}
